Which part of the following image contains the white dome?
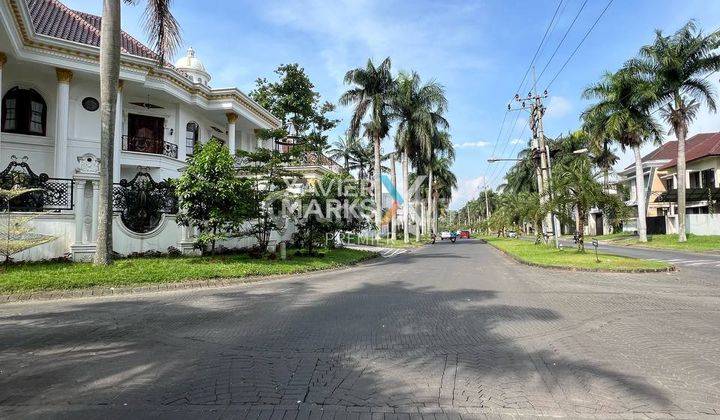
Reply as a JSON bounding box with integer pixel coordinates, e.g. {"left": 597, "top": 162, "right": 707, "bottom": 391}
{"left": 175, "top": 47, "right": 211, "bottom": 85}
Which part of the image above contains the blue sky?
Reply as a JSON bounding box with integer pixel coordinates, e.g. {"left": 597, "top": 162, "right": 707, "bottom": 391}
{"left": 64, "top": 0, "right": 720, "bottom": 208}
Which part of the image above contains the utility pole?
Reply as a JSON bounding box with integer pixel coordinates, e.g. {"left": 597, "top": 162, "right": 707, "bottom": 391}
{"left": 484, "top": 185, "right": 491, "bottom": 235}
{"left": 509, "top": 67, "right": 558, "bottom": 247}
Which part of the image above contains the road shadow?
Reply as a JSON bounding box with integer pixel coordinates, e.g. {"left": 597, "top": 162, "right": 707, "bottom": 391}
{"left": 0, "top": 279, "right": 673, "bottom": 415}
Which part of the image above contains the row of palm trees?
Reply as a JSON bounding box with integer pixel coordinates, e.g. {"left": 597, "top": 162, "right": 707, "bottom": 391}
{"left": 336, "top": 59, "right": 457, "bottom": 243}
{"left": 583, "top": 21, "right": 720, "bottom": 243}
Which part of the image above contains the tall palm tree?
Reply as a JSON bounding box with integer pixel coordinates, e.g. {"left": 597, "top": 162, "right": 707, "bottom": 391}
{"left": 340, "top": 58, "right": 394, "bottom": 239}
{"left": 95, "top": 0, "right": 181, "bottom": 265}
{"left": 631, "top": 21, "right": 720, "bottom": 242}
{"left": 390, "top": 71, "right": 448, "bottom": 243}
{"left": 582, "top": 68, "right": 662, "bottom": 242}
{"left": 582, "top": 110, "right": 619, "bottom": 188}
{"left": 327, "top": 136, "right": 358, "bottom": 172}
{"left": 424, "top": 129, "right": 453, "bottom": 235}
{"left": 432, "top": 156, "right": 457, "bottom": 232}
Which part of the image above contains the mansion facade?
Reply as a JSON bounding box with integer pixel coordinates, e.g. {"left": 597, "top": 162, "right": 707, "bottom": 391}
{"left": 0, "top": 0, "right": 340, "bottom": 261}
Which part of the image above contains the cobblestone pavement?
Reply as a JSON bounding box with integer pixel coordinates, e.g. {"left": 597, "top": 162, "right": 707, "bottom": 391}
{"left": 1, "top": 240, "right": 719, "bottom": 419}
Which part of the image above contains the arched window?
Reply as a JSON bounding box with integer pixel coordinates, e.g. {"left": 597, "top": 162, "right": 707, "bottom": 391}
{"left": 1, "top": 87, "right": 47, "bottom": 136}
{"left": 185, "top": 121, "right": 199, "bottom": 156}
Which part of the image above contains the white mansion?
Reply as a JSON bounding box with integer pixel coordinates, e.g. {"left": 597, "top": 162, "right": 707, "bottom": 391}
{"left": 0, "top": 0, "right": 340, "bottom": 261}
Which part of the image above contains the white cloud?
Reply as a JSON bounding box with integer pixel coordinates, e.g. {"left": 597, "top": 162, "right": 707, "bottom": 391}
{"left": 454, "top": 141, "right": 489, "bottom": 149}
{"left": 450, "top": 176, "right": 487, "bottom": 210}
{"left": 546, "top": 96, "right": 572, "bottom": 119}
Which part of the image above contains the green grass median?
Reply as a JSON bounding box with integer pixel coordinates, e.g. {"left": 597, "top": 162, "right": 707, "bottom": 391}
{"left": 597, "top": 233, "right": 720, "bottom": 253}
{"left": 0, "top": 248, "right": 377, "bottom": 294}
{"left": 482, "top": 236, "right": 672, "bottom": 272}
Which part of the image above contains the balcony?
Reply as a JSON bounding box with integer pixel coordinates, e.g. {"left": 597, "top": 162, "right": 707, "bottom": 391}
{"left": 122, "top": 135, "right": 178, "bottom": 159}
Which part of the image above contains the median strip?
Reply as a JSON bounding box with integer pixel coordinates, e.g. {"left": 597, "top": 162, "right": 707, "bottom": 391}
{"left": 482, "top": 237, "right": 674, "bottom": 273}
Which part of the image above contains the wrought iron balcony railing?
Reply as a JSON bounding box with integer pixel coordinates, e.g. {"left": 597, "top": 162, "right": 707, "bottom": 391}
{"left": 122, "top": 135, "right": 178, "bottom": 159}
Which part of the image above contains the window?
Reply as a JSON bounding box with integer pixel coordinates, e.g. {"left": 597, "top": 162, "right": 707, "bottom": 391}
{"left": 689, "top": 171, "right": 701, "bottom": 188}
{"left": 186, "top": 122, "right": 199, "bottom": 156}
{"left": 125, "top": 114, "right": 165, "bottom": 154}
{"left": 701, "top": 169, "right": 716, "bottom": 188}
{"left": 1, "top": 87, "right": 47, "bottom": 136}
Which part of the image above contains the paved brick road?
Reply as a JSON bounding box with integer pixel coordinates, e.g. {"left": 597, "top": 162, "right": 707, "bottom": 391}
{"left": 1, "top": 240, "right": 719, "bottom": 419}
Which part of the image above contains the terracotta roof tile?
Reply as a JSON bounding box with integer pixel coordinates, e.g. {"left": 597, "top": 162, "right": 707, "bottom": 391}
{"left": 27, "top": 0, "right": 159, "bottom": 60}
{"left": 659, "top": 132, "right": 720, "bottom": 169}
{"left": 623, "top": 140, "right": 677, "bottom": 170}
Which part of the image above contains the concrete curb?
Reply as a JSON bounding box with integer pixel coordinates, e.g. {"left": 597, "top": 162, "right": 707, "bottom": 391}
{"left": 0, "top": 252, "right": 381, "bottom": 304}
{"left": 483, "top": 240, "right": 676, "bottom": 274}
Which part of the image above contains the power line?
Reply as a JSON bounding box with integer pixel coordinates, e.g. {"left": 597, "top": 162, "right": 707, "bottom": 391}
{"left": 484, "top": 0, "right": 564, "bottom": 191}
{"left": 536, "top": 0, "right": 589, "bottom": 84}
{"left": 544, "top": 0, "right": 615, "bottom": 91}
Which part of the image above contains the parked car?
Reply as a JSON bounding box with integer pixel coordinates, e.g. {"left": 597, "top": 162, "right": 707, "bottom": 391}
{"left": 459, "top": 230, "right": 470, "bottom": 239}
{"left": 507, "top": 231, "right": 518, "bottom": 238}
{"left": 440, "top": 231, "right": 453, "bottom": 240}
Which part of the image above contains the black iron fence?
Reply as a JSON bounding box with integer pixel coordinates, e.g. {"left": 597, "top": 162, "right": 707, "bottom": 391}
{"left": 113, "top": 172, "right": 178, "bottom": 233}
{"left": 0, "top": 160, "right": 74, "bottom": 211}
{"left": 122, "top": 135, "right": 178, "bottom": 159}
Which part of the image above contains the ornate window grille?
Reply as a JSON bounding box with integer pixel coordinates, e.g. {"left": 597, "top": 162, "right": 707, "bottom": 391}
{"left": 0, "top": 159, "right": 73, "bottom": 211}
{"left": 113, "top": 172, "right": 178, "bottom": 233}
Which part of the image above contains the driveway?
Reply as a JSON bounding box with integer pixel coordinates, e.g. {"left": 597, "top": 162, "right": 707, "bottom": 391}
{"left": 1, "top": 240, "right": 719, "bottom": 418}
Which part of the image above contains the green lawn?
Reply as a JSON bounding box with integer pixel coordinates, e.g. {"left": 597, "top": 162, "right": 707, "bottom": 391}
{"left": 597, "top": 233, "right": 720, "bottom": 253}
{"left": 483, "top": 236, "right": 671, "bottom": 272}
{"left": 0, "top": 248, "right": 377, "bottom": 294}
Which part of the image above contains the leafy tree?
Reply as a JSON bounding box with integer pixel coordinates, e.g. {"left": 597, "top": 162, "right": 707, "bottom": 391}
{"left": 582, "top": 68, "right": 662, "bottom": 243}
{"left": 0, "top": 188, "right": 58, "bottom": 264}
{"left": 250, "top": 63, "right": 338, "bottom": 150}
{"left": 340, "top": 58, "right": 395, "bottom": 240}
{"left": 631, "top": 21, "right": 720, "bottom": 242}
{"left": 292, "top": 173, "right": 370, "bottom": 254}
{"left": 175, "top": 139, "right": 253, "bottom": 254}
{"left": 96, "top": 0, "right": 181, "bottom": 266}
{"left": 236, "top": 148, "right": 297, "bottom": 255}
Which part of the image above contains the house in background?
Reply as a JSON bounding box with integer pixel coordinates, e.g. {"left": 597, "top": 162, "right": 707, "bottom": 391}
{"left": 618, "top": 133, "right": 720, "bottom": 236}
{"left": 617, "top": 141, "right": 676, "bottom": 234}
{"left": 0, "top": 0, "right": 337, "bottom": 261}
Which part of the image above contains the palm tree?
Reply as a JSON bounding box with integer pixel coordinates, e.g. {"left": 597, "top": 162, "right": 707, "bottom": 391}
{"left": 550, "top": 158, "right": 613, "bottom": 252}
{"left": 390, "top": 71, "right": 448, "bottom": 243}
{"left": 425, "top": 129, "right": 453, "bottom": 235}
{"left": 340, "top": 58, "right": 394, "bottom": 239}
{"left": 582, "top": 110, "right": 619, "bottom": 188}
{"left": 504, "top": 142, "right": 538, "bottom": 194}
{"left": 582, "top": 68, "right": 662, "bottom": 242}
{"left": 631, "top": 21, "right": 720, "bottom": 242}
{"left": 95, "top": 0, "right": 181, "bottom": 265}
{"left": 327, "top": 136, "right": 358, "bottom": 172}
{"left": 431, "top": 156, "right": 457, "bottom": 233}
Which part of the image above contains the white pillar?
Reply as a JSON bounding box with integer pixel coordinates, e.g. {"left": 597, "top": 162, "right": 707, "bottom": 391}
{"left": 226, "top": 113, "right": 238, "bottom": 156}
{"left": 74, "top": 180, "right": 86, "bottom": 244}
{"left": 176, "top": 103, "right": 186, "bottom": 162}
{"left": 54, "top": 68, "right": 73, "bottom": 178}
{"left": 91, "top": 180, "right": 100, "bottom": 243}
{"left": 113, "top": 80, "right": 123, "bottom": 182}
{"left": 0, "top": 53, "right": 6, "bottom": 160}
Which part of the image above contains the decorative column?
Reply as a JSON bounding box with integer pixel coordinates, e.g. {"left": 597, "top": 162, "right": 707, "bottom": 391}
{"left": 226, "top": 112, "right": 238, "bottom": 156}
{"left": 91, "top": 180, "right": 100, "bottom": 243}
{"left": 0, "top": 53, "right": 6, "bottom": 159}
{"left": 74, "top": 180, "right": 86, "bottom": 244}
{"left": 113, "top": 80, "right": 124, "bottom": 182}
{"left": 54, "top": 68, "right": 73, "bottom": 178}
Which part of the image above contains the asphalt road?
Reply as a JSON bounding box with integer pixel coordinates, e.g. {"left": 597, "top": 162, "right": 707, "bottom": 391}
{"left": 1, "top": 240, "right": 719, "bottom": 419}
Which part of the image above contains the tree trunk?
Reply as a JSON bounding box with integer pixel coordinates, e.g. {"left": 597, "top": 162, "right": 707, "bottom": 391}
{"left": 373, "top": 134, "right": 382, "bottom": 239}
{"left": 94, "top": 0, "right": 121, "bottom": 266}
{"left": 633, "top": 146, "right": 648, "bottom": 242}
{"left": 427, "top": 169, "right": 433, "bottom": 235}
{"left": 414, "top": 201, "right": 420, "bottom": 241}
{"left": 402, "top": 151, "right": 410, "bottom": 243}
{"left": 390, "top": 153, "right": 397, "bottom": 241}
{"left": 577, "top": 207, "right": 586, "bottom": 252}
{"left": 676, "top": 121, "right": 688, "bottom": 242}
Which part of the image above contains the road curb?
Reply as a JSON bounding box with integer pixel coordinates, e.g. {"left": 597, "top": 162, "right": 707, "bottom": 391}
{"left": 483, "top": 240, "right": 676, "bottom": 274}
{"left": 0, "top": 252, "right": 381, "bottom": 304}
